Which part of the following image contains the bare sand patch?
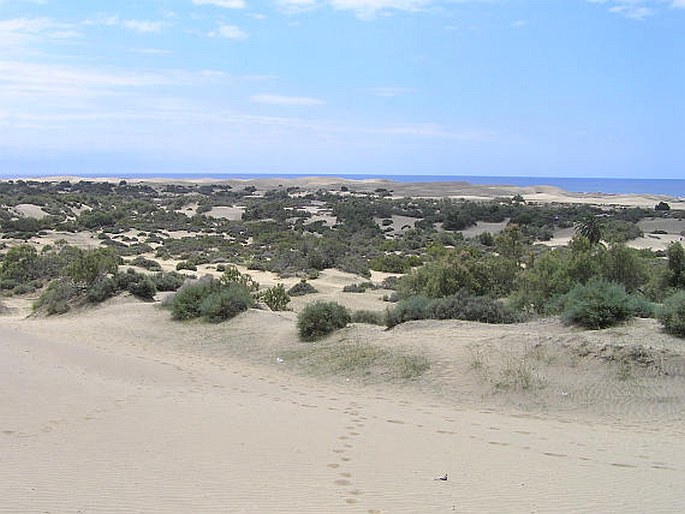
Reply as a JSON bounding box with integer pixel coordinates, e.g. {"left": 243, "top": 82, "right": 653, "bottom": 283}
{"left": 11, "top": 203, "right": 48, "bottom": 219}
{"left": 206, "top": 205, "right": 245, "bottom": 220}
{"left": 2, "top": 299, "right": 684, "bottom": 512}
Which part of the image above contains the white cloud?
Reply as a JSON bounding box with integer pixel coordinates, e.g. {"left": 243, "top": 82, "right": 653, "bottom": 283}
{"left": 0, "top": 17, "right": 81, "bottom": 51}
{"left": 276, "top": 0, "right": 318, "bottom": 14}
{"left": 329, "top": 0, "right": 431, "bottom": 18}
{"left": 588, "top": 0, "right": 685, "bottom": 19}
{"left": 90, "top": 16, "right": 169, "bottom": 33}
{"left": 250, "top": 93, "right": 325, "bottom": 105}
{"left": 192, "top": 0, "right": 246, "bottom": 8}
{"left": 208, "top": 23, "right": 248, "bottom": 39}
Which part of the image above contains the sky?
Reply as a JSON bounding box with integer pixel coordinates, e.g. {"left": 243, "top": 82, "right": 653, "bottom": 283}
{"left": 0, "top": 0, "right": 683, "bottom": 178}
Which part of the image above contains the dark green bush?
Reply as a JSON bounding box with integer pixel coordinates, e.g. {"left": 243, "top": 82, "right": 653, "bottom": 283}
{"left": 126, "top": 274, "right": 157, "bottom": 300}
{"left": 152, "top": 271, "right": 186, "bottom": 292}
{"left": 170, "top": 278, "right": 218, "bottom": 320}
{"left": 342, "top": 282, "right": 375, "bottom": 293}
{"left": 658, "top": 291, "right": 685, "bottom": 337}
{"left": 200, "top": 283, "right": 253, "bottom": 322}
{"left": 288, "top": 280, "right": 317, "bottom": 296}
{"left": 297, "top": 301, "right": 351, "bottom": 341}
{"left": 351, "top": 310, "right": 384, "bottom": 325}
{"left": 86, "top": 277, "right": 117, "bottom": 303}
{"left": 385, "top": 291, "right": 519, "bottom": 328}
{"left": 130, "top": 256, "right": 162, "bottom": 271}
{"left": 561, "top": 279, "right": 634, "bottom": 329}
{"left": 427, "top": 291, "right": 520, "bottom": 324}
{"left": 176, "top": 261, "right": 197, "bottom": 271}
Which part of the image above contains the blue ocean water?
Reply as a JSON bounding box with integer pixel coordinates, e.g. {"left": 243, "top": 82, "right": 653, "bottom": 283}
{"left": 4, "top": 172, "right": 685, "bottom": 197}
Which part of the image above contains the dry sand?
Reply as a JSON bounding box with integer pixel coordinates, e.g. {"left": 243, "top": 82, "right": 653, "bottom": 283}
{"left": 2, "top": 293, "right": 685, "bottom": 513}
{"left": 2, "top": 177, "right": 685, "bottom": 512}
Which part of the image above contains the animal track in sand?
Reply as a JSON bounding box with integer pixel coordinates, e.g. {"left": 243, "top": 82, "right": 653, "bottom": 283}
{"left": 386, "top": 419, "right": 405, "bottom": 424}
{"left": 334, "top": 479, "right": 351, "bottom": 486}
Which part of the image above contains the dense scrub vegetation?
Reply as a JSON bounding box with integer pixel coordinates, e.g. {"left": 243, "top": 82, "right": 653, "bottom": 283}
{"left": 3, "top": 179, "right": 685, "bottom": 336}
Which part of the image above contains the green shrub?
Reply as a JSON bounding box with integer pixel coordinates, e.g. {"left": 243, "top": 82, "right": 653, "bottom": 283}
{"left": 385, "top": 292, "right": 519, "bottom": 328}
{"left": 261, "top": 283, "right": 291, "bottom": 311}
{"left": 427, "top": 291, "right": 520, "bottom": 324}
{"left": 561, "top": 279, "right": 634, "bottom": 329}
{"left": 86, "top": 277, "right": 117, "bottom": 303}
{"left": 288, "top": 280, "right": 317, "bottom": 296}
{"left": 297, "top": 301, "right": 351, "bottom": 341}
{"left": 130, "top": 256, "right": 162, "bottom": 271}
{"left": 176, "top": 261, "right": 197, "bottom": 271}
{"left": 220, "top": 265, "right": 259, "bottom": 292}
{"left": 34, "top": 279, "right": 76, "bottom": 315}
{"left": 384, "top": 296, "right": 432, "bottom": 328}
{"left": 630, "top": 295, "right": 656, "bottom": 318}
{"left": 351, "top": 310, "right": 384, "bottom": 325}
{"left": 342, "top": 282, "right": 375, "bottom": 293}
{"left": 200, "top": 283, "right": 253, "bottom": 322}
{"left": 658, "top": 291, "right": 685, "bottom": 337}
{"left": 152, "top": 271, "right": 186, "bottom": 292}
{"left": 169, "top": 278, "right": 218, "bottom": 320}
{"left": 126, "top": 274, "right": 157, "bottom": 301}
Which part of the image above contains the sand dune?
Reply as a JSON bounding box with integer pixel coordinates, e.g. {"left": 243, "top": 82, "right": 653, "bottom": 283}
{"left": 2, "top": 296, "right": 684, "bottom": 513}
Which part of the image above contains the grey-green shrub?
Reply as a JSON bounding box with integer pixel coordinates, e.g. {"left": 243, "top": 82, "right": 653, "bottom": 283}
{"left": 297, "top": 301, "right": 351, "bottom": 341}
{"left": 658, "top": 291, "right": 685, "bottom": 337}
{"left": 560, "top": 278, "right": 633, "bottom": 329}
{"left": 351, "top": 310, "right": 384, "bottom": 325}
{"left": 261, "top": 283, "right": 290, "bottom": 311}
{"left": 288, "top": 280, "right": 317, "bottom": 296}
{"left": 200, "top": 283, "right": 253, "bottom": 322}
{"left": 34, "top": 279, "right": 76, "bottom": 315}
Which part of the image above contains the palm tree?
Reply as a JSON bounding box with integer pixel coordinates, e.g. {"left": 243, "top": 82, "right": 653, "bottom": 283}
{"left": 574, "top": 215, "right": 602, "bottom": 245}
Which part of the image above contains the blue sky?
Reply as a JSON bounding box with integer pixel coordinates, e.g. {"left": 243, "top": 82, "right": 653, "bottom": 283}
{"left": 0, "top": 0, "right": 683, "bottom": 178}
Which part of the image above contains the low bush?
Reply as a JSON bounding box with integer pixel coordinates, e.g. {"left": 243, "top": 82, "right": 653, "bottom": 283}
{"left": 200, "top": 283, "right": 253, "bottom": 322}
{"left": 658, "top": 291, "right": 685, "bottom": 337}
{"left": 176, "top": 261, "right": 197, "bottom": 271}
{"left": 351, "top": 310, "right": 384, "bottom": 325}
{"left": 153, "top": 271, "right": 186, "bottom": 292}
{"left": 297, "top": 301, "right": 351, "bottom": 341}
{"left": 384, "top": 296, "right": 432, "bottom": 328}
{"left": 169, "top": 278, "right": 218, "bottom": 320}
{"left": 427, "top": 292, "right": 520, "bottom": 324}
{"left": 385, "top": 291, "right": 520, "bottom": 328}
{"left": 130, "top": 256, "right": 162, "bottom": 271}
{"left": 169, "top": 277, "right": 253, "bottom": 322}
{"left": 261, "top": 283, "right": 291, "bottom": 311}
{"left": 560, "top": 278, "right": 634, "bottom": 329}
{"left": 342, "top": 282, "right": 375, "bottom": 293}
{"left": 34, "top": 279, "right": 76, "bottom": 315}
{"left": 288, "top": 280, "right": 317, "bottom": 296}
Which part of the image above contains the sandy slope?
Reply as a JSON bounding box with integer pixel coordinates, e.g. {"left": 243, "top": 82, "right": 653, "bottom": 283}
{"left": 2, "top": 297, "right": 684, "bottom": 513}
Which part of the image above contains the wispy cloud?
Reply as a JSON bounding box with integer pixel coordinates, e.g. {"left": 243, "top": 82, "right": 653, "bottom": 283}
{"left": 250, "top": 93, "right": 325, "bottom": 106}
{"left": 588, "top": 0, "right": 685, "bottom": 20}
{"left": 276, "top": 0, "right": 319, "bottom": 14}
{"left": 86, "top": 16, "right": 170, "bottom": 33}
{"left": 0, "top": 17, "right": 81, "bottom": 52}
{"left": 208, "top": 23, "right": 248, "bottom": 39}
{"left": 192, "top": 0, "right": 246, "bottom": 8}
{"left": 329, "top": 0, "right": 432, "bottom": 18}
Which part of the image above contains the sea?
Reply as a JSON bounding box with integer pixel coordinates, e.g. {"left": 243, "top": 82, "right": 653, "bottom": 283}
{"left": 4, "top": 173, "right": 685, "bottom": 197}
